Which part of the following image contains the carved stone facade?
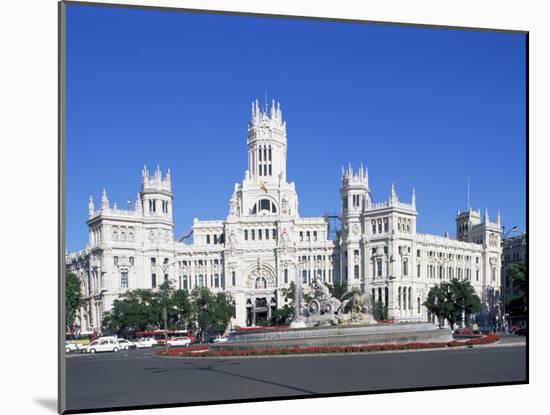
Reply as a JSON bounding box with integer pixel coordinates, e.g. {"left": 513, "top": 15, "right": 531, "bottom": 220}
{"left": 67, "top": 100, "right": 502, "bottom": 330}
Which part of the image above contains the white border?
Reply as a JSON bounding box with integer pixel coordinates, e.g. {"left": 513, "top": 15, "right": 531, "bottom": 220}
{"left": 1, "top": 1, "right": 546, "bottom": 414}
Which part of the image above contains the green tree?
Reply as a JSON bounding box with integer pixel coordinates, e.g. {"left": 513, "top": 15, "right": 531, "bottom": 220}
{"left": 172, "top": 289, "right": 193, "bottom": 329}
{"left": 191, "top": 287, "right": 235, "bottom": 339}
{"left": 327, "top": 281, "right": 348, "bottom": 300}
{"left": 66, "top": 272, "right": 85, "bottom": 332}
{"left": 101, "top": 289, "right": 161, "bottom": 335}
{"left": 424, "top": 279, "right": 481, "bottom": 329}
{"left": 371, "top": 299, "right": 388, "bottom": 321}
{"left": 504, "top": 263, "right": 527, "bottom": 318}
{"left": 451, "top": 279, "right": 481, "bottom": 327}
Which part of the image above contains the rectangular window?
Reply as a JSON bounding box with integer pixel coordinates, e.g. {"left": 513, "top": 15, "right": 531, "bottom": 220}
{"left": 417, "top": 264, "right": 421, "bottom": 278}
{"left": 129, "top": 256, "right": 134, "bottom": 265}
{"left": 114, "top": 256, "right": 119, "bottom": 265}
{"left": 183, "top": 276, "right": 188, "bottom": 290}
{"left": 258, "top": 229, "right": 262, "bottom": 240}
{"left": 377, "top": 259, "right": 382, "bottom": 277}
{"left": 121, "top": 271, "right": 128, "bottom": 288}
{"left": 232, "top": 271, "right": 236, "bottom": 286}
{"left": 300, "top": 232, "right": 303, "bottom": 241}
{"left": 251, "top": 230, "right": 255, "bottom": 240}
{"left": 151, "top": 273, "right": 157, "bottom": 288}
{"left": 273, "top": 229, "right": 277, "bottom": 240}
{"left": 206, "top": 235, "right": 210, "bottom": 244}
{"left": 244, "top": 230, "right": 248, "bottom": 240}
{"left": 313, "top": 231, "right": 317, "bottom": 241}
{"left": 265, "top": 229, "right": 269, "bottom": 239}
{"left": 284, "top": 269, "right": 288, "bottom": 284}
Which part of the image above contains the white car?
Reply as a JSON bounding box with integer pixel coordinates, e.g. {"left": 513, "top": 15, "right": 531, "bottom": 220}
{"left": 65, "top": 342, "right": 82, "bottom": 353}
{"left": 212, "top": 336, "right": 228, "bottom": 343}
{"left": 116, "top": 338, "right": 137, "bottom": 350}
{"left": 135, "top": 338, "right": 158, "bottom": 348}
{"left": 166, "top": 337, "right": 191, "bottom": 347}
{"left": 83, "top": 338, "right": 121, "bottom": 353}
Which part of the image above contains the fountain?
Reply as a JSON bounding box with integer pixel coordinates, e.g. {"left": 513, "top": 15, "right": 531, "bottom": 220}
{"left": 289, "top": 270, "right": 307, "bottom": 328}
{"left": 211, "top": 279, "right": 452, "bottom": 351}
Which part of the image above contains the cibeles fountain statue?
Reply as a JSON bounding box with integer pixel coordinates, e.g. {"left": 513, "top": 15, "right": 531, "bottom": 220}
{"left": 291, "top": 279, "right": 376, "bottom": 328}
{"left": 211, "top": 278, "right": 452, "bottom": 352}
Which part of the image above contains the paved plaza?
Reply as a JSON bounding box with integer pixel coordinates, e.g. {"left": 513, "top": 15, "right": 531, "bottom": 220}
{"left": 65, "top": 337, "right": 526, "bottom": 412}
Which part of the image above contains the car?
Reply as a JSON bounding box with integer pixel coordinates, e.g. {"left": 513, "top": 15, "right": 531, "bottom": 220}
{"left": 134, "top": 338, "right": 158, "bottom": 348}
{"left": 65, "top": 342, "right": 82, "bottom": 353}
{"left": 83, "top": 338, "right": 121, "bottom": 354}
{"left": 117, "top": 338, "right": 137, "bottom": 350}
{"left": 479, "top": 326, "right": 494, "bottom": 335}
{"left": 166, "top": 337, "right": 191, "bottom": 347}
{"left": 212, "top": 336, "right": 228, "bottom": 343}
{"left": 514, "top": 327, "right": 527, "bottom": 336}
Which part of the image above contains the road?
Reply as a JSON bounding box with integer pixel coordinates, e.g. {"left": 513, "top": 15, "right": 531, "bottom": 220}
{"left": 65, "top": 337, "right": 526, "bottom": 412}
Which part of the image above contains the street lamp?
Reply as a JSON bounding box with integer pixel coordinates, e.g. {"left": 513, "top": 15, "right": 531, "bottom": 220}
{"left": 154, "top": 258, "right": 174, "bottom": 353}
{"left": 500, "top": 225, "right": 519, "bottom": 333}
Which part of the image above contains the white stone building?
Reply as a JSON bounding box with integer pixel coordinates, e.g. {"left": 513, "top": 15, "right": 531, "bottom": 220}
{"left": 66, "top": 100, "right": 502, "bottom": 330}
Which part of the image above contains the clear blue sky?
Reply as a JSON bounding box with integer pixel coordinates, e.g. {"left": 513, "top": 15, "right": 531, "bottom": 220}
{"left": 65, "top": 4, "right": 526, "bottom": 252}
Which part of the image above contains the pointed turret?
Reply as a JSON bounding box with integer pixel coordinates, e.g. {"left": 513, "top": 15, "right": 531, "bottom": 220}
{"left": 88, "top": 195, "right": 95, "bottom": 218}
{"left": 390, "top": 183, "right": 398, "bottom": 204}
{"left": 101, "top": 189, "right": 109, "bottom": 210}
{"left": 135, "top": 192, "right": 142, "bottom": 212}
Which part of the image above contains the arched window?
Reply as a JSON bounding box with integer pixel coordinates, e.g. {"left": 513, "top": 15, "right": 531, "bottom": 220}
{"left": 121, "top": 271, "right": 128, "bottom": 289}
{"left": 255, "top": 277, "right": 267, "bottom": 289}
{"left": 403, "top": 259, "right": 408, "bottom": 276}
{"left": 398, "top": 287, "right": 402, "bottom": 309}
{"left": 151, "top": 273, "right": 157, "bottom": 288}
{"left": 260, "top": 199, "right": 270, "bottom": 211}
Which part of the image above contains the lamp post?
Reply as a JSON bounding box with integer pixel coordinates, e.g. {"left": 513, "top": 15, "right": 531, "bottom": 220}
{"left": 154, "top": 257, "right": 174, "bottom": 353}
{"left": 500, "top": 225, "right": 518, "bottom": 333}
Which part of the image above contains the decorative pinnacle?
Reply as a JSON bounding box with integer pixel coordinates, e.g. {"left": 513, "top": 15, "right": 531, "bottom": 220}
{"left": 412, "top": 188, "right": 416, "bottom": 208}
{"left": 390, "top": 183, "right": 398, "bottom": 203}
{"left": 101, "top": 188, "right": 109, "bottom": 209}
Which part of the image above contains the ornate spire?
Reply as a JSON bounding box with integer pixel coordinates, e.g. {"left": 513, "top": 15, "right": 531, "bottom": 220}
{"left": 390, "top": 183, "right": 398, "bottom": 204}
{"left": 135, "top": 192, "right": 142, "bottom": 212}
{"left": 101, "top": 189, "right": 109, "bottom": 210}
{"left": 484, "top": 207, "right": 489, "bottom": 223}
{"left": 88, "top": 195, "right": 94, "bottom": 217}
{"left": 411, "top": 188, "right": 416, "bottom": 209}
{"left": 497, "top": 210, "right": 501, "bottom": 227}
{"left": 155, "top": 165, "right": 161, "bottom": 180}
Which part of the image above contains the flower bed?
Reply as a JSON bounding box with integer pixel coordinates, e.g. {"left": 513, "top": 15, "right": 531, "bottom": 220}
{"left": 157, "top": 334, "right": 499, "bottom": 358}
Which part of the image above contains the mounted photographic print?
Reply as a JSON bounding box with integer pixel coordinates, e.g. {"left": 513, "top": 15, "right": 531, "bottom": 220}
{"left": 59, "top": 1, "right": 528, "bottom": 413}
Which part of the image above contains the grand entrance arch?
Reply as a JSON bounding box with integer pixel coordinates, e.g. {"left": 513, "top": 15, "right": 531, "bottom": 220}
{"left": 244, "top": 264, "right": 277, "bottom": 327}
